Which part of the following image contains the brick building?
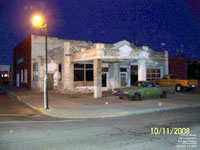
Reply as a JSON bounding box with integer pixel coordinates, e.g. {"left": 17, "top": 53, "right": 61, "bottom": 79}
{"left": 168, "top": 56, "right": 187, "bottom": 79}
{"left": 13, "top": 35, "right": 168, "bottom": 98}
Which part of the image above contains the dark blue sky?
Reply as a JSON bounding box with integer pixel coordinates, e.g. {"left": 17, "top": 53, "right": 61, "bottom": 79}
{"left": 0, "top": 0, "right": 199, "bottom": 64}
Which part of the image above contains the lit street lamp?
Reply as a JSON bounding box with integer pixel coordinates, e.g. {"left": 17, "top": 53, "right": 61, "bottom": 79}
{"left": 32, "top": 15, "right": 49, "bottom": 109}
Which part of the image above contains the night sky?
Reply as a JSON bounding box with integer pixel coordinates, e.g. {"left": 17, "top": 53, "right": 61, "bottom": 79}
{"left": 0, "top": 0, "right": 199, "bottom": 65}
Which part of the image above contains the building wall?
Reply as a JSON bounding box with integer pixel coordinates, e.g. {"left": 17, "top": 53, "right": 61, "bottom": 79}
{"left": 30, "top": 35, "right": 92, "bottom": 90}
{"left": 188, "top": 60, "right": 200, "bottom": 81}
{"left": 31, "top": 35, "right": 67, "bottom": 89}
{"left": 169, "top": 56, "right": 187, "bottom": 79}
{"left": 31, "top": 35, "right": 67, "bottom": 60}
{"left": 13, "top": 35, "right": 31, "bottom": 88}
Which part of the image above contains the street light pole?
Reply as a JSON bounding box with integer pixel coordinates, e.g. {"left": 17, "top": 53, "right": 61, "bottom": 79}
{"left": 44, "top": 24, "right": 49, "bottom": 109}
{"left": 32, "top": 15, "right": 49, "bottom": 109}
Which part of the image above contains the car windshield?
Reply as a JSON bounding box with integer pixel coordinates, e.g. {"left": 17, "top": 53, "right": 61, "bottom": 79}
{"left": 170, "top": 75, "right": 178, "bottom": 79}
{"left": 138, "top": 82, "right": 155, "bottom": 87}
{"left": 138, "top": 82, "right": 147, "bottom": 87}
{"left": 163, "top": 75, "right": 168, "bottom": 79}
{"left": 147, "top": 82, "right": 155, "bottom": 87}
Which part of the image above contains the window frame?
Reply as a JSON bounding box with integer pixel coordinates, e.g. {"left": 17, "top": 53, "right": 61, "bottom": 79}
{"left": 74, "top": 63, "right": 93, "bottom": 81}
{"left": 24, "top": 69, "right": 28, "bottom": 83}
{"left": 147, "top": 68, "right": 161, "bottom": 81}
{"left": 21, "top": 70, "right": 23, "bottom": 83}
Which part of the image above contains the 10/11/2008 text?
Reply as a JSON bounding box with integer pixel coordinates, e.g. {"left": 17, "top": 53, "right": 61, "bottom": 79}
{"left": 151, "top": 128, "right": 190, "bottom": 135}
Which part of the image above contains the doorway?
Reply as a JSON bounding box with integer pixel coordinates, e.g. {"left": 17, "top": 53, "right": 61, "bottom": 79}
{"left": 102, "top": 72, "right": 107, "bottom": 87}
{"left": 131, "top": 65, "right": 138, "bottom": 86}
{"left": 48, "top": 73, "right": 54, "bottom": 90}
{"left": 120, "top": 73, "right": 127, "bottom": 87}
{"left": 131, "top": 71, "right": 138, "bottom": 85}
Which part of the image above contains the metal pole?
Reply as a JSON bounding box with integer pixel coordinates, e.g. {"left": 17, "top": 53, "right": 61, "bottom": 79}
{"left": 44, "top": 24, "right": 49, "bottom": 109}
{"left": 133, "top": 33, "right": 137, "bottom": 46}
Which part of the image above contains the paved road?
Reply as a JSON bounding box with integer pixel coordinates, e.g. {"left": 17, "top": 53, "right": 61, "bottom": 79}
{"left": 0, "top": 103, "right": 199, "bottom": 150}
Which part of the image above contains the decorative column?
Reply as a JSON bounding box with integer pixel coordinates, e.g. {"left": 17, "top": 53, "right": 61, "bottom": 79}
{"left": 93, "top": 59, "right": 102, "bottom": 98}
{"left": 127, "top": 64, "right": 131, "bottom": 87}
{"left": 138, "top": 59, "right": 147, "bottom": 81}
{"left": 63, "top": 42, "right": 74, "bottom": 93}
{"left": 113, "top": 63, "right": 120, "bottom": 89}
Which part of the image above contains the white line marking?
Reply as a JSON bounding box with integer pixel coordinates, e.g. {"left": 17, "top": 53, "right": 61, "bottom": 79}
{"left": 0, "top": 119, "right": 85, "bottom": 124}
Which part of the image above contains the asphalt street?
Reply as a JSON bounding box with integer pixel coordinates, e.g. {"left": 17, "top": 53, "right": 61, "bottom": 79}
{"left": 0, "top": 93, "right": 199, "bottom": 150}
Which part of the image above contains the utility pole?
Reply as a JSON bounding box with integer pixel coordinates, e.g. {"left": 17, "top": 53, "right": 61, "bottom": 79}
{"left": 133, "top": 33, "right": 137, "bottom": 46}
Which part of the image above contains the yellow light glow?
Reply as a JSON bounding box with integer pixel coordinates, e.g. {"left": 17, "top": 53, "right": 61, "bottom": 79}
{"left": 32, "top": 15, "right": 43, "bottom": 27}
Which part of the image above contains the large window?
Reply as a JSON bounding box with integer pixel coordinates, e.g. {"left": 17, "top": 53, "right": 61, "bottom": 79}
{"left": 74, "top": 70, "right": 84, "bottom": 81}
{"left": 21, "top": 70, "right": 23, "bottom": 82}
{"left": 147, "top": 68, "right": 161, "bottom": 81}
{"left": 74, "top": 63, "right": 93, "bottom": 81}
{"left": 24, "top": 69, "right": 28, "bottom": 83}
{"left": 86, "top": 64, "right": 93, "bottom": 81}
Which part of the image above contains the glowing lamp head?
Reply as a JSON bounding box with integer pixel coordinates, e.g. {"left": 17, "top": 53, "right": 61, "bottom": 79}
{"left": 32, "top": 15, "right": 43, "bottom": 27}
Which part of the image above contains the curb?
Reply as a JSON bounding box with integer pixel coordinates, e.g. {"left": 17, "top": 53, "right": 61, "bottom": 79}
{"left": 73, "top": 105, "right": 200, "bottom": 119}
{"left": 4, "top": 90, "right": 200, "bottom": 119}
{"left": 115, "top": 105, "right": 200, "bottom": 117}
{"left": 5, "top": 90, "right": 52, "bottom": 117}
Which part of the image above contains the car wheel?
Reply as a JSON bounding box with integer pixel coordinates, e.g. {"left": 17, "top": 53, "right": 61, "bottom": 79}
{"left": 176, "top": 85, "right": 182, "bottom": 92}
{"left": 160, "top": 91, "right": 167, "bottom": 98}
{"left": 132, "top": 93, "right": 141, "bottom": 101}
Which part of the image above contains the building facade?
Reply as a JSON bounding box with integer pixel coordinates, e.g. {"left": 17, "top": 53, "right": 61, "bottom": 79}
{"left": 169, "top": 56, "right": 187, "bottom": 79}
{"left": 13, "top": 35, "right": 168, "bottom": 98}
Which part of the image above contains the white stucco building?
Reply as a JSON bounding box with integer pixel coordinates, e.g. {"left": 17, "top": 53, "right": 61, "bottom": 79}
{"left": 13, "top": 35, "right": 169, "bottom": 98}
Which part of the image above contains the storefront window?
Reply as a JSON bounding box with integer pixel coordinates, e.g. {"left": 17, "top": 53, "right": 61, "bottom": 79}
{"left": 74, "top": 70, "right": 84, "bottom": 81}
{"left": 86, "top": 70, "right": 93, "bottom": 81}
{"left": 147, "top": 68, "right": 161, "bottom": 80}
{"left": 74, "top": 63, "right": 93, "bottom": 81}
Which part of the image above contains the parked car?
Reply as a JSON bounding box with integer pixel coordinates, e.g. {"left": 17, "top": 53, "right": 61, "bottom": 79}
{"left": 113, "top": 81, "right": 174, "bottom": 101}
{"left": 154, "top": 74, "right": 198, "bottom": 92}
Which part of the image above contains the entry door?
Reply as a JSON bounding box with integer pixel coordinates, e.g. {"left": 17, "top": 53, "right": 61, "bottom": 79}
{"left": 131, "top": 66, "right": 138, "bottom": 86}
{"left": 16, "top": 73, "right": 19, "bottom": 87}
{"left": 102, "top": 72, "right": 107, "bottom": 87}
{"left": 48, "top": 73, "right": 54, "bottom": 90}
{"left": 131, "top": 71, "right": 138, "bottom": 86}
{"left": 120, "top": 73, "right": 127, "bottom": 87}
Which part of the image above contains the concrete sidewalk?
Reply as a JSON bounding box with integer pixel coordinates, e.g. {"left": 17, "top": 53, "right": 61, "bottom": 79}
{"left": 6, "top": 89, "right": 200, "bottom": 119}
